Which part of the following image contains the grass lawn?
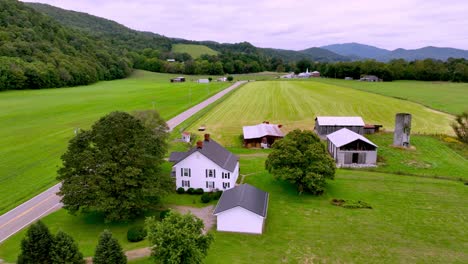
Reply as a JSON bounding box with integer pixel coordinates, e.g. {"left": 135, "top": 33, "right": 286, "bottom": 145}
{"left": 203, "top": 157, "right": 468, "bottom": 264}
{"left": 171, "top": 44, "right": 218, "bottom": 59}
{"left": 184, "top": 81, "right": 454, "bottom": 146}
{"left": 315, "top": 78, "right": 468, "bottom": 115}
{"left": 364, "top": 133, "right": 468, "bottom": 181}
{"left": 0, "top": 70, "right": 231, "bottom": 215}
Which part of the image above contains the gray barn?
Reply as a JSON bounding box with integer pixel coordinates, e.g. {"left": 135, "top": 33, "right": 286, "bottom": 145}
{"left": 314, "top": 116, "right": 365, "bottom": 137}
{"left": 327, "top": 128, "right": 378, "bottom": 167}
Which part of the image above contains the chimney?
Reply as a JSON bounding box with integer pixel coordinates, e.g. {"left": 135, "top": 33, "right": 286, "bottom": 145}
{"left": 204, "top": 133, "right": 210, "bottom": 142}
{"left": 196, "top": 141, "right": 203, "bottom": 149}
{"left": 278, "top": 124, "right": 283, "bottom": 128}
{"left": 265, "top": 121, "right": 270, "bottom": 124}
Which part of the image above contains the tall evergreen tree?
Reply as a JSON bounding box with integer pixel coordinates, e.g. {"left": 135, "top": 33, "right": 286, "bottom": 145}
{"left": 51, "top": 230, "right": 85, "bottom": 264}
{"left": 17, "top": 221, "right": 54, "bottom": 264}
{"left": 93, "top": 230, "right": 127, "bottom": 264}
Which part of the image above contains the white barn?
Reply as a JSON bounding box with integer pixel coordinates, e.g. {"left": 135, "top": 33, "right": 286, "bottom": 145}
{"left": 327, "top": 128, "right": 378, "bottom": 167}
{"left": 213, "top": 184, "right": 269, "bottom": 234}
{"left": 169, "top": 134, "right": 239, "bottom": 191}
{"left": 197, "top": 79, "right": 210, "bottom": 83}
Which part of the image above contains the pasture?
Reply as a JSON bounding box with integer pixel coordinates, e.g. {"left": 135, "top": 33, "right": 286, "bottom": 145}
{"left": 185, "top": 81, "right": 454, "bottom": 146}
{"left": 171, "top": 44, "right": 219, "bottom": 59}
{"left": 315, "top": 78, "right": 468, "bottom": 115}
{"left": 0, "top": 70, "right": 230, "bottom": 214}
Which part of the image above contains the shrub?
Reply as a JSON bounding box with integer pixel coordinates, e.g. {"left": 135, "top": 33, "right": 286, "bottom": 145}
{"left": 227, "top": 76, "right": 233, "bottom": 81}
{"left": 195, "top": 188, "right": 204, "bottom": 195}
{"left": 208, "top": 77, "right": 212, "bottom": 82}
{"left": 201, "top": 193, "right": 212, "bottom": 203}
{"left": 213, "top": 191, "right": 223, "bottom": 200}
{"left": 187, "top": 188, "right": 195, "bottom": 194}
{"left": 176, "top": 187, "right": 185, "bottom": 194}
{"left": 160, "top": 209, "right": 171, "bottom": 220}
{"left": 127, "top": 226, "right": 147, "bottom": 242}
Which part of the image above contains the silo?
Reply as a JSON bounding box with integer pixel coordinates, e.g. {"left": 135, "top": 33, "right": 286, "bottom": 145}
{"left": 393, "top": 113, "right": 412, "bottom": 147}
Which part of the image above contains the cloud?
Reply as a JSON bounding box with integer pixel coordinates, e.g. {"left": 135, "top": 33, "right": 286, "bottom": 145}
{"left": 21, "top": 0, "right": 468, "bottom": 50}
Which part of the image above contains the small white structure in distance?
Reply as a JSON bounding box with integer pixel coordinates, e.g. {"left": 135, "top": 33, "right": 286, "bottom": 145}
{"left": 217, "top": 77, "right": 227, "bottom": 82}
{"left": 327, "top": 128, "right": 378, "bottom": 167}
{"left": 167, "top": 59, "right": 176, "bottom": 62}
{"left": 297, "top": 68, "right": 312, "bottom": 78}
{"left": 197, "top": 79, "right": 210, "bottom": 83}
{"left": 213, "top": 184, "right": 269, "bottom": 234}
{"left": 181, "top": 132, "right": 191, "bottom": 143}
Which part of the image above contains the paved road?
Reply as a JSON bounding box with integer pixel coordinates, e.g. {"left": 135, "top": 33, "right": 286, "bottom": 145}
{"left": 0, "top": 81, "right": 246, "bottom": 245}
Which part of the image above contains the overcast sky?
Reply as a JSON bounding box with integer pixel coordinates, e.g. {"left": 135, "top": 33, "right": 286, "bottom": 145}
{"left": 23, "top": 0, "right": 468, "bottom": 50}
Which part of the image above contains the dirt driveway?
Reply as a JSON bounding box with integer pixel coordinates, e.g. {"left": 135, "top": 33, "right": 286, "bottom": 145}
{"left": 171, "top": 205, "right": 216, "bottom": 233}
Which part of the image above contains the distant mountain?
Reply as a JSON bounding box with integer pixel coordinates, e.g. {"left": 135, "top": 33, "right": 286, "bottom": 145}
{"left": 321, "top": 42, "right": 468, "bottom": 62}
{"left": 320, "top": 43, "right": 389, "bottom": 59}
{"left": 298, "top": 47, "right": 350, "bottom": 62}
{"left": 381, "top": 46, "right": 468, "bottom": 61}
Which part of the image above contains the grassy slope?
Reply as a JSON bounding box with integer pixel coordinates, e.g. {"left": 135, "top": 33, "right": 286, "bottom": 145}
{"left": 315, "top": 79, "right": 468, "bottom": 115}
{"left": 171, "top": 44, "right": 218, "bottom": 59}
{"left": 185, "top": 81, "right": 454, "bottom": 146}
{"left": 365, "top": 134, "right": 468, "bottom": 180}
{"left": 0, "top": 70, "right": 230, "bottom": 214}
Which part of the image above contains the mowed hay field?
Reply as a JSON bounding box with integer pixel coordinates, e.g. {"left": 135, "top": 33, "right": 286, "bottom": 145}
{"left": 315, "top": 78, "right": 468, "bottom": 115}
{"left": 186, "top": 81, "right": 454, "bottom": 146}
{"left": 0, "top": 70, "right": 230, "bottom": 214}
{"left": 171, "top": 44, "right": 218, "bottom": 59}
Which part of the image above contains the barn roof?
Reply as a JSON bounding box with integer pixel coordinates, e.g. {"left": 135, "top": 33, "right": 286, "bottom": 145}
{"left": 213, "top": 184, "right": 269, "bottom": 217}
{"left": 315, "top": 116, "right": 365, "bottom": 126}
{"left": 169, "top": 139, "right": 238, "bottom": 172}
{"left": 243, "top": 123, "right": 284, "bottom": 139}
{"left": 327, "top": 128, "right": 377, "bottom": 148}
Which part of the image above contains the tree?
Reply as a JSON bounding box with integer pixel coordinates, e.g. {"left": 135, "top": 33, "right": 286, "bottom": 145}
{"left": 51, "top": 230, "right": 85, "bottom": 264}
{"left": 452, "top": 111, "right": 468, "bottom": 143}
{"left": 146, "top": 211, "right": 213, "bottom": 264}
{"left": 93, "top": 230, "right": 127, "bottom": 264}
{"left": 57, "top": 111, "right": 173, "bottom": 222}
{"left": 265, "top": 130, "right": 336, "bottom": 195}
{"left": 17, "top": 221, "right": 54, "bottom": 264}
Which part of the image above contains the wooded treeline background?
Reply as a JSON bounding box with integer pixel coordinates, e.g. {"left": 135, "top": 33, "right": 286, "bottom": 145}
{"left": 1, "top": 0, "right": 468, "bottom": 91}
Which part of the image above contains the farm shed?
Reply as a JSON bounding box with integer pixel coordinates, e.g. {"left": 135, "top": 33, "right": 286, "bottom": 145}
{"left": 311, "top": 71, "right": 320, "bottom": 77}
{"left": 197, "top": 79, "right": 210, "bottom": 83}
{"left": 364, "top": 124, "right": 383, "bottom": 134}
{"left": 213, "top": 184, "right": 269, "bottom": 234}
{"left": 314, "top": 116, "right": 365, "bottom": 137}
{"left": 217, "top": 77, "right": 227, "bottom": 82}
{"left": 327, "top": 128, "right": 378, "bottom": 167}
{"left": 243, "top": 122, "right": 284, "bottom": 148}
{"left": 170, "top": 77, "right": 185, "bottom": 82}
{"left": 360, "top": 75, "right": 381, "bottom": 82}
{"left": 181, "top": 131, "right": 191, "bottom": 142}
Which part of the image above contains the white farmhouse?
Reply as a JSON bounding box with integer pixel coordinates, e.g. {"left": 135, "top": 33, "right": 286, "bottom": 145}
{"left": 169, "top": 134, "right": 239, "bottom": 191}
{"left": 213, "top": 184, "right": 269, "bottom": 234}
{"left": 327, "top": 128, "right": 378, "bottom": 167}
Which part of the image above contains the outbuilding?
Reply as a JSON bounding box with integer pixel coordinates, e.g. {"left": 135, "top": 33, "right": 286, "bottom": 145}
{"left": 314, "top": 116, "right": 365, "bottom": 137}
{"left": 197, "top": 79, "right": 210, "bottom": 83}
{"left": 213, "top": 184, "right": 269, "bottom": 234}
{"left": 243, "top": 122, "right": 284, "bottom": 148}
{"left": 311, "top": 71, "right": 320, "bottom": 77}
{"left": 360, "top": 75, "right": 381, "bottom": 82}
{"left": 327, "top": 128, "right": 378, "bottom": 167}
{"left": 170, "top": 77, "right": 185, "bottom": 82}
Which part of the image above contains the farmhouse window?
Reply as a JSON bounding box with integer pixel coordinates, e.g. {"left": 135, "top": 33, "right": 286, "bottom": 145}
{"left": 182, "top": 168, "right": 191, "bottom": 177}
{"left": 222, "top": 172, "right": 230, "bottom": 179}
{"left": 206, "top": 169, "right": 215, "bottom": 178}
{"left": 223, "top": 182, "right": 230, "bottom": 189}
{"left": 206, "top": 181, "right": 215, "bottom": 189}
{"left": 182, "top": 180, "right": 190, "bottom": 187}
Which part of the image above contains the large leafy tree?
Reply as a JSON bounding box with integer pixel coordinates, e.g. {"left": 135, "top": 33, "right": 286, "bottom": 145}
{"left": 57, "top": 111, "right": 173, "bottom": 222}
{"left": 93, "top": 230, "right": 127, "bottom": 264}
{"left": 146, "top": 211, "right": 213, "bottom": 264}
{"left": 452, "top": 111, "right": 468, "bottom": 143}
{"left": 17, "top": 221, "right": 54, "bottom": 264}
{"left": 51, "top": 230, "right": 85, "bottom": 264}
{"left": 265, "top": 129, "right": 336, "bottom": 195}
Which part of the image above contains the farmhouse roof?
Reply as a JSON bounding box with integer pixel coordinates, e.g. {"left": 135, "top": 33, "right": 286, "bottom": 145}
{"left": 169, "top": 139, "right": 238, "bottom": 172}
{"left": 243, "top": 123, "right": 284, "bottom": 139}
{"left": 315, "top": 116, "right": 365, "bottom": 127}
{"left": 214, "top": 184, "right": 269, "bottom": 217}
{"left": 327, "top": 128, "right": 377, "bottom": 148}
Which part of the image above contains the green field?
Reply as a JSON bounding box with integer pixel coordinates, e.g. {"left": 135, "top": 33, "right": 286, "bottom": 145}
{"left": 0, "top": 70, "right": 230, "bottom": 215}
{"left": 365, "top": 133, "right": 468, "bottom": 181}
{"left": 171, "top": 44, "right": 218, "bottom": 59}
{"left": 315, "top": 79, "right": 468, "bottom": 115}
{"left": 185, "top": 81, "right": 454, "bottom": 146}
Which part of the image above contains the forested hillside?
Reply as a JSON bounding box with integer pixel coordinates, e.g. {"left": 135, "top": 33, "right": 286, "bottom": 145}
{"left": 0, "top": 0, "right": 132, "bottom": 90}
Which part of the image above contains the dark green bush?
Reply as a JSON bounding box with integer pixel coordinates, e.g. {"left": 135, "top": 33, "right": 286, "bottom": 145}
{"left": 127, "top": 226, "right": 147, "bottom": 242}
{"left": 213, "top": 191, "right": 223, "bottom": 200}
{"left": 176, "top": 187, "right": 185, "bottom": 194}
{"left": 187, "top": 188, "right": 195, "bottom": 194}
{"left": 195, "top": 188, "right": 204, "bottom": 195}
{"left": 160, "top": 209, "right": 171, "bottom": 220}
{"left": 227, "top": 76, "right": 234, "bottom": 81}
{"left": 201, "top": 193, "right": 212, "bottom": 203}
